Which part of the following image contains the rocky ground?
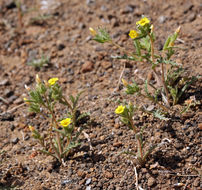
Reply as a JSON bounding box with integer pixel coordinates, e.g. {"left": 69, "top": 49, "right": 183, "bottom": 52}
{"left": 0, "top": 0, "right": 201, "bottom": 189}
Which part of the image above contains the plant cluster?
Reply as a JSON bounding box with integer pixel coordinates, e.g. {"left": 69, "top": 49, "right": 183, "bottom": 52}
{"left": 24, "top": 17, "right": 197, "bottom": 167}
{"left": 27, "top": 55, "right": 49, "bottom": 69}
{"left": 24, "top": 75, "right": 89, "bottom": 163}
{"left": 89, "top": 16, "right": 197, "bottom": 164}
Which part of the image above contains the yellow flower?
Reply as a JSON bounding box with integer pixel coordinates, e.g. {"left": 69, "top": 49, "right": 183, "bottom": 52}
{"left": 48, "top": 78, "right": 58, "bottom": 86}
{"left": 129, "top": 30, "right": 138, "bottom": 39}
{"left": 136, "top": 17, "right": 150, "bottom": 26}
{"left": 89, "top": 27, "right": 97, "bottom": 36}
{"left": 115, "top": 105, "right": 126, "bottom": 114}
{"left": 60, "top": 118, "right": 71, "bottom": 127}
{"left": 29, "top": 125, "right": 35, "bottom": 132}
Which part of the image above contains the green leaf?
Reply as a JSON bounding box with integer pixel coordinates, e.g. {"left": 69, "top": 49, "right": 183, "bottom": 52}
{"left": 163, "top": 35, "right": 171, "bottom": 50}
{"left": 153, "top": 110, "right": 169, "bottom": 121}
{"left": 93, "top": 28, "right": 112, "bottom": 43}
{"left": 61, "top": 142, "right": 80, "bottom": 156}
{"left": 125, "top": 82, "right": 140, "bottom": 95}
{"left": 144, "top": 80, "right": 153, "bottom": 99}
{"left": 134, "top": 40, "right": 141, "bottom": 56}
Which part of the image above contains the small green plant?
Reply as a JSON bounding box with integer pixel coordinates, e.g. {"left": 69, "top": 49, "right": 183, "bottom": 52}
{"left": 27, "top": 55, "right": 49, "bottom": 69}
{"left": 24, "top": 75, "right": 89, "bottom": 163}
{"left": 90, "top": 17, "right": 197, "bottom": 111}
{"left": 115, "top": 104, "right": 156, "bottom": 166}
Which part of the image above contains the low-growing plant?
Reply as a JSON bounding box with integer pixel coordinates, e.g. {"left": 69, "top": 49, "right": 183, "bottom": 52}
{"left": 27, "top": 55, "right": 49, "bottom": 69}
{"left": 115, "top": 104, "right": 156, "bottom": 166}
{"left": 24, "top": 75, "right": 89, "bottom": 163}
{"left": 90, "top": 17, "right": 197, "bottom": 112}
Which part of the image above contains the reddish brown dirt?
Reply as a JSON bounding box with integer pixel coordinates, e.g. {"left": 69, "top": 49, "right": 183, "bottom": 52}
{"left": 0, "top": 0, "right": 201, "bottom": 189}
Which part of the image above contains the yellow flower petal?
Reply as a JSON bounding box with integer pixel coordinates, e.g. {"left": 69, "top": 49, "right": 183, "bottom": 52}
{"left": 129, "top": 30, "right": 138, "bottom": 39}
{"left": 60, "top": 118, "right": 71, "bottom": 127}
{"left": 136, "top": 17, "right": 150, "bottom": 26}
{"left": 48, "top": 78, "right": 58, "bottom": 86}
{"left": 115, "top": 105, "right": 125, "bottom": 114}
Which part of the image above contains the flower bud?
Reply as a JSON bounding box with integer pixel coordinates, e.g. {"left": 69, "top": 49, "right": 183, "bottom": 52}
{"left": 122, "top": 78, "right": 128, "bottom": 87}
{"left": 89, "top": 27, "right": 97, "bottom": 36}
{"left": 36, "top": 74, "right": 41, "bottom": 84}
{"left": 150, "top": 25, "right": 154, "bottom": 33}
{"left": 44, "top": 80, "right": 49, "bottom": 87}
{"left": 175, "top": 26, "right": 181, "bottom": 34}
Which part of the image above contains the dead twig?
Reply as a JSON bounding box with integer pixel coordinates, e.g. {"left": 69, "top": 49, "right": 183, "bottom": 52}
{"left": 0, "top": 103, "right": 26, "bottom": 116}
{"left": 134, "top": 166, "right": 139, "bottom": 190}
{"left": 0, "top": 96, "right": 9, "bottom": 105}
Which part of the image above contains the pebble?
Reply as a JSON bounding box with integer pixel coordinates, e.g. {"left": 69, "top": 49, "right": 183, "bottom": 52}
{"left": 77, "top": 170, "right": 86, "bottom": 178}
{"left": 187, "top": 13, "right": 196, "bottom": 22}
{"left": 6, "top": 0, "right": 16, "bottom": 9}
{"left": 193, "top": 177, "right": 200, "bottom": 187}
{"left": 4, "top": 89, "right": 14, "bottom": 98}
{"left": 86, "top": 186, "right": 91, "bottom": 190}
{"left": 61, "top": 179, "right": 71, "bottom": 186}
{"left": 0, "top": 112, "right": 14, "bottom": 121}
{"left": 12, "top": 137, "right": 19, "bottom": 144}
{"left": 0, "top": 79, "right": 10, "bottom": 86}
{"left": 105, "top": 171, "right": 113, "bottom": 179}
{"left": 147, "top": 177, "right": 156, "bottom": 187}
{"left": 158, "top": 16, "right": 166, "bottom": 24}
{"left": 101, "top": 61, "right": 112, "bottom": 70}
{"left": 85, "top": 178, "right": 92, "bottom": 185}
{"left": 81, "top": 61, "right": 94, "bottom": 73}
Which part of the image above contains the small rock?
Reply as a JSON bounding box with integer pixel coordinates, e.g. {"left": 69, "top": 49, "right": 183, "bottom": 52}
{"left": 121, "top": 5, "right": 135, "bottom": 14}
{"left": 113, "top": 142, "right": 122, "bottom": 147}
{"left": 193, "top": 177, "right": 200, "bottom": 187}
{"left": 77, "top": 170, "right": 86, "bottom": 178}
{"left": 4, "top": 89, "right": 14, "bottom": 98}
{"left": 0, "top": 112, "right": 14, "bottom": 121}
{"left": 12, "top": 137, "right": 19, "bottom": 144}
{"left": 101, "top": 61, "right": 112, "bottom": 69}
{"left": 105, "top": 171, "right": 113, "bottom": 179}
{"left": 158, "top": 16, "right": 166, "bottom": 24}
{"left": 86, "top": 0, "right": 94, "bottom": 5}
{"left": 86, "top": 186, "right": 91, "bottom": 190}
{"left": 188, "top": 13, "right": 196, "bottom": 22}
{"left": 85, "top": 178, "right": 92, "bottom": 185}
{"left": 61, "top": 179, "right": 71, "bottom": 186}
{"left": 100, "top": 5, "right": 107, "bottom": 11}
{"left": 57, "top": 43, "right": 65, "bottom": 51}
{"left": 6, "top": 0, "right": 16, "bottom": 9}
{"left": 81, "top": 61, "right": 94, "bottom": 73}
{"left": 198, "top": 123, "right": 202, "bottom": 130}
{"left": 10, "top": 124, "right": 15, "bottom": 131}
{"left": 147, "top": 177, "right": 156, "bottom": 187}
{"left": 0, "top": 79, "right": 10, "bottom": 86}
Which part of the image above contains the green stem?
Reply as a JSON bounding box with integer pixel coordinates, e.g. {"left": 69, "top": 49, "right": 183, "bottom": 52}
{"left": 149, "top": 33, "right": 170, "bottom": 107}
{"left": 44, "top": 95, "right": 62, "bottom": 162}
{"left": 161, "top": 62, "right": 170, "bottom": 107}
